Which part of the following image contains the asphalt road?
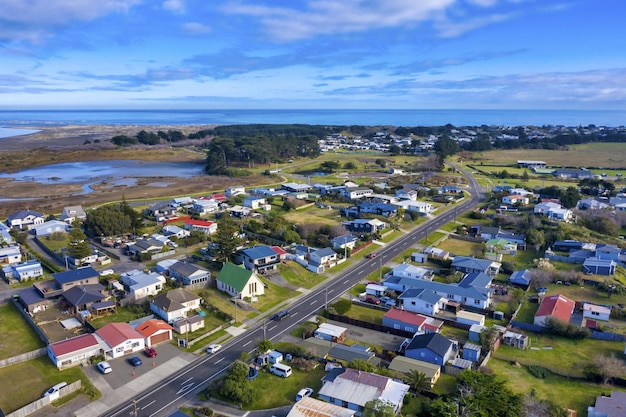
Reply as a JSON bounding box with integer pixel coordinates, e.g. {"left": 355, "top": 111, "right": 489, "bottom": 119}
{"left": 101, "top": 167, "right": 484, "bottom": 417}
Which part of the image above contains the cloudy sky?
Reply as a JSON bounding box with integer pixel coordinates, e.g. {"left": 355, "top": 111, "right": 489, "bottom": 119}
{"left": 1, "top": 0, "right": 624, "bottom": 110}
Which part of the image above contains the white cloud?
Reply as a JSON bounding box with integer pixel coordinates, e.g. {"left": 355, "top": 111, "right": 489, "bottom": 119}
{"left": 163, "top": 0, "right": 185, "bottom": 13}
{"left": 183, "top": 22, "right": 211, "bottom": 35}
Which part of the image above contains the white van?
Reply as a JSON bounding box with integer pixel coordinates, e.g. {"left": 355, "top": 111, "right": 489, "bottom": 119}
{"left": 269, "top": 363, "right": 292, "bottom": 378}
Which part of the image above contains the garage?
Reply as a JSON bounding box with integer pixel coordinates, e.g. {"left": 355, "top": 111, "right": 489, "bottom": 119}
{"left": 135, "top": 319, "right": 174, "bottom": 347}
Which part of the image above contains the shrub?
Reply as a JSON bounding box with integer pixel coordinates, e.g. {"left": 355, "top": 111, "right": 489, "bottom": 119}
{"left": 527, "top": 365, "right": 551, "bottom": 379}
{"left": 332, "top": 299, "right": 352, "bottom": 315}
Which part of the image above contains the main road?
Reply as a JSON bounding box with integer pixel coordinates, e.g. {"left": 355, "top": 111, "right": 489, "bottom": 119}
{"left": 101, "top": 166, "right": 484, "bottom": 417}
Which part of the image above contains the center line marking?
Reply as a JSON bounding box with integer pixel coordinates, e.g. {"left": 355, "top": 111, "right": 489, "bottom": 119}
{"left": 243, "top": 340, "right": 252, "bottom": 347}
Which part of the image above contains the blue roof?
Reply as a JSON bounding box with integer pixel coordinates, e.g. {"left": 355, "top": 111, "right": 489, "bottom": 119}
{"left": 509, "top": 270, "right": 532, "bottom": 285}
{"left": 314, "top": 247, "right": 337, "bottom": 257}
{"left": 399, "top": 288, "right": 444, "bottom": 304}
{"left": 53, "top": 267, "right": 99, "bottom": 285}
{"left": 240, "top": 245, "right": 277, "bottom": 260}
{"left": 452, "top": 256, "right": 495, "bottom": 270}
{"left": 458, "top": 272, "right": 492, "bottom": 288}
{"left": 332, "top": 235, "right": 358, "bottom": 245}
{"left": 397, "top": 278, "right": 491, "bottom": 301}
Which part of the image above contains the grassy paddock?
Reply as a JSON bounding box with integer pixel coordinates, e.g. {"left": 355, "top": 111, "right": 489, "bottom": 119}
{"left": 0, "top": 303, "right": 46, "bottom": 359}
{"left": 244, "top": 366, "right": 326, "bottom": 410}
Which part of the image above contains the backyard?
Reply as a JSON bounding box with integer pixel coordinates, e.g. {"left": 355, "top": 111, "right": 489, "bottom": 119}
{"left": 0, "top": 303, "right": 46, "bottom": 359}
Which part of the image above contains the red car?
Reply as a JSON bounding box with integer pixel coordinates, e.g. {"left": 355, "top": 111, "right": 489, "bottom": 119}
{"left": 144, "top": 347, "right": 157, "bottom": 358}
{"left": 366, "top": 253, "right": 377, "bottom": 259}
{"left": 365, "top": 296, "right": 380, "bottom": 305}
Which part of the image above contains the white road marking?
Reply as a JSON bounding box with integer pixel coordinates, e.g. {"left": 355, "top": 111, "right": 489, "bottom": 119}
{"left": 269, "top": 325, "right": 277, "bottom": 331}
{"left": 215, "top": 357, "right": 225, "bottom": 364}
{"left": 310, "top": 300, "right": 318, "bottom": 305}
{"left": 176, "top": 382, "right": 195, "bottom": 395}
{"left": 243, "top": 340, "right": 252, "bottom": 347}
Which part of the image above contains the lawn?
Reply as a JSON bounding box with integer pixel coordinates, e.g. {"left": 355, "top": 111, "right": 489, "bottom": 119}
{"left": 282, "top": 207, "right": 342, "bottom": 226}
{"left": 439, "top": 222, "right": 461, "bottom": 233}
{"left": 435, "top": 237, "right": 482, "bottom": 257}
{"left": 0, "top": 356, "right": 99, "bottom": 414}
{"left": 489, "top": 358, "right": 614, "bottom": 417}
{"left": 380, "top": 229, "right": 404, "bottom": 243}
{"left": 0, "top": 303, "right": 46, "bottom": 359}
{"left": 279, "top": 262, "right": 327, "bottom": 289}
{"left": 244, "top": 365, "right": 327, "bottom": 410}
{"left": 89, "top": 305, "right": 151, "bottom": 329}
{"left": 254, "top": 277, "right": 300, "bottom": 313}
{"left": 418, "top": 231, "right": 446, "bottom": 246}
{"left": 513, "top": 300, "right": 539, "bottom": 323}
{"left": 343, "top": 304, "right": 385, "bottom": 324}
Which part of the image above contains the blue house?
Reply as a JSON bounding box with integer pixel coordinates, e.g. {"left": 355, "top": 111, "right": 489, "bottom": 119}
{"left": 451, "top": 256, "right": 501, "bottom": 277}
{"left": 236, "top": 245, "right": 281, "bottom": 273}
{"left": 583, "top": 258, "right": 617, "bottom": 275}
{"left": 405, "top": 333, "right": 456, "bottom": 366}
{"left": 509, "top": 269, "right": 532, "bottom": 286}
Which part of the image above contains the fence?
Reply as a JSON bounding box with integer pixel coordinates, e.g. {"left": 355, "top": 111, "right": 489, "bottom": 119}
{"left": 491, "top": 351, "right": 584, "bottom": 379}
{"left": 12, "top": 298, "right": 49, "bottom": 345}
{"left": 509, "top": 320, "right": 544, "bottom": 333}
{"left": 326, "top": 313, "right": 415, "bottom": 338}
{"left": 188, "top": 320, "right": 235, "bottom": 348}
{"left": 448, "top": 233, "right": 484, "bottom": 243}
{"left": 544, "top": 252, "right": 585, "bottom": 264}
{"left": 6, "top": 380, "right": 82, "bottom": 417}
{"left": 0, "top": 348, "right": 47, "bottom": 370}
{"left": 590, "top": 331, "right": 626, "bottom": 342}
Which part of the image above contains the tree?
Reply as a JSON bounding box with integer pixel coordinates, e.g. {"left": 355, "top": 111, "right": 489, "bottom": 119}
{"left": 362, "top": 399, "right": 396, "bottom": 417}
{"left": 347, "top": 359, "right": 375, "bottom": 372}
{"left": 434, "top": 135, "right": 460, "bottom": 161}
{"left": 479, "top": 327, "right": 499, "bottom": 352}
{"left": 526, "top": 229, "right": 545, "bottom": 252}
{"left": 521, "top": 170, "right": 530, "bottom": 182}
{"left": 591, "top": 354, "right": 626, "bottom": 385}
{"left": 211, "top": 216, "right": 242, "bottom": 263}
{"left": 257, "top": 339, "right": 272, "bottom": 353}
{"left": 66, "top": 221, "right": 92, "bottom": 260}
{"left": 560, "top": 186, "right": 580, "bottom": 208}
{"left": 456, "top": 370, "right": 523, "bottom": 417}
{"left": 404, "top": 370, "right": 430, "bottom": 395}
{"left": 219, "top": 360, "right": 258, "bottom": 404}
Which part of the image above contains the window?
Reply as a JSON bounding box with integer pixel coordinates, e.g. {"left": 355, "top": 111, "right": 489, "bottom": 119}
{"left": 474, "top": 299, "right": 481, "bottom": 305}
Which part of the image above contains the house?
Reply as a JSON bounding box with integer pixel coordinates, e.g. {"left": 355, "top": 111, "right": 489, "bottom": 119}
{"left": 396, "top": 188, "right": 417, "bottom": 201}
{"left": 146, "top": 201, "right": 177, "bottom": 220}
{"left": 365, "top": 283, "right": 387, "bottom": 297}
{"left": 502, "top": 331, "right": 530, "bottom": 349}
{"left": 172, "top": 314, "right": 205, "bottom": 334}
{"left": 172, "top": 196, "right": 193, "bottom": 208}
{"left": 162, "top": 225, "right": 190, "bottom": 239}
{"left": 216, "top": 262, "right": 265, "bottom": 299}
{"left": 228, "top": 205, "right": 252, "bottom": 218}
{"left": 398, "top": 288, "right": 444, "bottom": 315}
{"left": 342, "top": 219, "right": 387, "bottom": 234}
{"left": 150, "top": 288, "right": 201, "bottom": 322}
{"left": 168, "top": 261, "right": 211, "bottom": 286}
{"left": 51, "top": 267, "right": 100, "bottom": 292}
{"left": 318, "top": 368, "right": 409, "bottom": 416}
{"left": 3, "top": 259, "right": 42, "bottom": 282}
{"left": 59, "top": 205, "right": 87, "bottom": 224}
{"left": 577, "top": 198, "right": 610, "bottom": 210}
{"left": 243, "top": 196, "right": 267, "bottom": 210}
{"left": 595, "top": 244, "right": 622, "bottom": 261}
{"left": 327, "top": 344, "right": 380, "bottom": 366}
{"left": 30, "top": 219, "right": 70, "bottom": 237}
{"left": 6, "top": 209, "right": 44, "bottom": 230}
{"left": 135, "top": 319, "right": 174, "bottom": 347}
{"left": 547, "top": 207, "right": 573, "bottom": 222}
{"left": 193, "top": 198, "right": 219, "bottom": 215}
{"left": 310, "top": 247, "right": 338, "bottom": 267}
{"left": 0, "top": 245, "right": 22, "bottom": 265}
{"left": 127, "top": 238, "right": 165, "bottom": 256}
{"left": 225, "top": 185, "right": 246, "bottom": 197}
{"left": 552, "top": 168, "right": 594, "bottom": 179}
{"left": 393, "top": 200, "right": 434, "bottom": 215}
{"left": 533, "top": 294, "right": 576, "bottom": 327}
{"left": 0, "top": 222, "right": 12, "bottom": 244}
{"left": 468, "top": 324, "right": 487, "bottom": 343}
{"left": 451, "top": 256, "right": 501, "bottom": 276}
{"left": 486, "top": 238, "right": 517, "bottom": 255}
{"left": 237, "top": 245, "right": 281, "bottom": 273}
{"left": 120, "top": 270, "right": 166, "bottom": 300}
{"left": 358, "top": 202, "right": 398, "bottom": 217}
{"left": 62, "top": 283, "right": 107, "bottom": 313}
{"left": 588, "top": 391, "right": 626, "bottom": 417}
{"left": 388, "top": 356, "right": 441, "bottom": 388}
{"left": 423, "top": 247, "right": 449, "bottom": 261}
{"left": 382, "top": 308, "right": 443, "bottom": 334}
{"left": 314, "top": 323, "right": 347, "bottom": 342}
{"left": 185, "top": 219, "right": 217, "bottom": 235}
{"left": 404, "top": 333, "right": 456, "bottom": 366}
{"left": 384, "top": 264, "right": 434, "bottom": 285}
{"left": 509, "top": 269, "right": 532, "bottom": 286}
{"left": 47, "top": 333, "right": 107, "bottom": 370}
{"left": 331, "top": 235, "right": 359, "bottom": 251}
{"left": 518, "top": 160, "right": 546, "bottom": 168}
{"left": 341, "top": 187, "right": 373, "bottom": 200}
{"left": 583, "top": 258, "right": 617, "bottom": 275}
{"left": 462, "top": 342, "right": 481, "bottom": 363}
{"left": 286, "top": 397, "right": 356, "bottom": 417}
{"left": 441, "top": 185, "right": 463, "bottom": 194}
{"left": 502, "top": 195, "right": 529, "bottom": 205}
{"left": 583, "top": 303, "right": 611, "bottom": 322}
{"left": 534, "top": 201, "right": 562, "bottom": 215}
{"left": 96, "top": 322, "right": 145, "bottom": 359}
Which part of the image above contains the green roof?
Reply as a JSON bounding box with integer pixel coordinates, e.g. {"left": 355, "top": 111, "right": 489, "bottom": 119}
{"left": 217, "top": 262, "right": 253, "bottom": 292}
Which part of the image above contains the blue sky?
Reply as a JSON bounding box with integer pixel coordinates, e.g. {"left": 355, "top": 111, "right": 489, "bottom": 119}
{"left": 1, "top": 0, "right": 624, "bottom": 110}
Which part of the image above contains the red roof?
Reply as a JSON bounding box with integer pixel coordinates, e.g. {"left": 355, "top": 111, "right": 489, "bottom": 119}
{"left": 212, "top": 193, "right": 227, "bottom": 201}
{"left": 96, "top": 322, "right": 143, "bottom": 347}
{"left": 535, "top": 294, "right": 575, "bottom": 323}
{"left": 50, "top": 333, "right": 100, "bottom": 357}
{"left": 384, "top": 308, "right": 428, "bottom": 327}
{"left": 186, "top": 219, "right": 215, "bottom": 227}
{"left": 135, "top": 319, "right": 174, "bottom": 337}
{"left": 271, "top": 246, "right": 287, "bottom": 255}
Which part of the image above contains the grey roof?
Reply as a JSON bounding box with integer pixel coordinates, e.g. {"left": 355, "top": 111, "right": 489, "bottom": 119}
{"left": 169, "top": 261, "right": 207, "bottom": 276}
{"left": 7, "top": 209, "right": 43, "bottom": 221}
{"left": 397, "top": 278, "right": 491, "bottom": 301}
{"left": 63, "top": 284, "right": 106, "bottom": 306}
{"left": 328, "top": 344, "right": 380, "bottom": 365}
{"left": 458, "top": 272, "right": 492, "bottom": 288}
{"left": 53, "top": 267, "right": 99, "bottom": 285}
{"left": 313, "top": 247, "right": 337, "bottom": 258}
{"left": 399, "top": 288, "right": 443, "bottom": 305}
{"left": 452, "top": 256, "right": 496, "bottom": 271}
{"left": 151, "top": 288, "right": 199, "bottom": 312}
{"left": 584, "top": 257, "right": 617, "bottom": 267}
{"left": 406, "top": 333, "right": 453, "bottom": 358}
{"left": 509, "top": 270, "right": 532, "bottom": 285}
{"left": 452, "top": 358, "right": 473, "bottom": 369}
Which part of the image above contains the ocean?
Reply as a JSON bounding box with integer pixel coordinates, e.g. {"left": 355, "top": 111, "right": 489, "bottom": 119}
{"left": 0, "top": 108, "right": 625, "bottom": 128}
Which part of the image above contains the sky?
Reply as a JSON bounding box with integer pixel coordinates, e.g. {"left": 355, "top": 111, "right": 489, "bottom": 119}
{"left": 1, "top": 0, "right": 625, "bottom": 110}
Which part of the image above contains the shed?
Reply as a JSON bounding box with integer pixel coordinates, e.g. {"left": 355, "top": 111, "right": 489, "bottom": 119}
{"left": 268, "top": 350, "right": 283, "bottom": 364}
{"left": 451, "top": 357, "right": 473, "bottom": 370}
{"left": 456, "top": 310, "right": 485, "bottom": 326}
{"left": 411, "top": 252, "right": 428, "bottom": 263}
{"left": 388, "top": 356, "right": 441, "bottom": 387}
{"left": 462, "top": 343, "right": 481, "bottom": 363}
{"left": 314, "top": 323, "right": 347, "bottom": 342}
{"left": 583, "top": 303, "right": 611, "bottom": 322}
{"left": 468, "top": 324, "right": 487, "bottom": 342}
{"left": 365, "top": 283, "right": 387, "bottom": 297}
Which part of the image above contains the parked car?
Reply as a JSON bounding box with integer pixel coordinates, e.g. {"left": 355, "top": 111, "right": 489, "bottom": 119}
{"left": 97, "top": 361, "right": 112, "bottom": 374}
{"left": 379, "top": 296, "right": 391, "bottom": 304}
{"left": 295, "top": 387, "right": 314, "bottom": 401}
{"left": 128, "top": 356, "right": 142, "bottom": 366}
{"left": 385, "top": 299, "right": 397, "bottom": 307}
{"left": 43, "top": 382, "right": 67, "bottom": 398}
{"left": 272, "top": 310, "right": 290, "bottom": 321}
{"left": 207, "top": 344, "right": 222, "bottom": 354}
{"left": 365, "top": 295, "right": 380, "bottom": 305}
{"left": 144, "top": 347, "right": 157, "bottom": 357}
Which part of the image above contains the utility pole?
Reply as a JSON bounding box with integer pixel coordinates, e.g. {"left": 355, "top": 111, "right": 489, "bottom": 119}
{"left": 379, "top": 256, "right": 382, "bottom": 280}
{"left": 263, "top": 319, "right": 267, "bottom": 340}
{"left": 325, "top": 286, "right": 328, "bottom": 309}
{"left": 132, "top": 399, "right": 138, "bottom": 417}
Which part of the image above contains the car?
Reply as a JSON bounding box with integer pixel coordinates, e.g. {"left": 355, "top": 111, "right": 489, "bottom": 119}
{"left": 97, "top": 361, "right": 112, "bottom": 374}
{"left": 366, "top": 253, "right": 377, "bottom": 259}
{"left": 295, "top": 387, "right": 314, "bottom": 401}
{"left": 144, "top": 347, "right": 157, "bottom": 357}
{"left": 385, "top": 299, "right": 397, "bottom": 308}
{"left": 365, "top": 295, "right": 380, "bottom": 305}
{"left": 128, "top": 356, "right": 142, "bottom": 366}
{"left": 379, "top": 296, "right": 391, "bottom": 304}
{"left": 207, "top": 344, "right": 222, "bottom": 354}
{"left": 272, "top": 310, "right": 290, "bottom": 321}
{"left": 43, "top": 382, "right": 67, "bottom": 398}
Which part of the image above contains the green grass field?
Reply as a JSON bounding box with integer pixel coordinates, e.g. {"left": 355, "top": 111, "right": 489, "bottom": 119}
{"left": 0, "top": 303, "right": 46, "bottom": 359}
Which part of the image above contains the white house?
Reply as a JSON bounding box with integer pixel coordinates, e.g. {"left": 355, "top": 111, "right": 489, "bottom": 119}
{"left": 309, "top": 247, "right": 338, "bottom": 267}
{"left": 120, "top": 270, "right": 166, "bottom": 300}
{"left": 548, "top": 207, "right": 573, "bottom": 222}
{"left": 583, "top": 302, "right": 611, "bottom": 322}
{"left": 32, "top": 220, "right": 71, "bottom": 236}
{"left": 96, "top": 322, "right": 145, "bottom": 359}
{"left": 185, "top": 219, "right": 218, "bottom": 235}
{"left": 502, "top": 195, "right": 529, "bottom": 205}
{"left": 393, "top": 200, "right": 434, "bottom": 215}
{"left": 216, "top": 262, "right": 265, "bottom": 299}
{"left": 243, "top": 196, "right": 267, "bottom": 210}
{"left": 47, "top": 333, "right": 108, "bottom": 370}
{"left": 6, "top": 210, "right": 44, "bottom": 230}
{"left": 534, "top": 201, "right": 561, "bottom": 215}
{"left": 341, "top": 187, "right": 373, "bottom": 200}
{"left": 193, "top": 199, "right": 219, "bottom": 215}
{"left": 4, "top": 260, "right": 43, "bottom": 282}
{"left": 0, "top": 245, "right": 22, "bottom": 265}
{"left": 150, "top": 288, "right": 202, "bottom": 322}
{"left": 225, "top": 186, "right": 246, "bottom": 197}
{"left": 162, "top": 225, "right": 191, "bottom": 239}
{"left": 398, "top": 288, "right": 445, "bottom": 315}
{"left": 60, "top": 206, "right": 87, "bottom": 224}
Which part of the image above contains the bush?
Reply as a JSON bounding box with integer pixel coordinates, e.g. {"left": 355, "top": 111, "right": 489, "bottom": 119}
{"left": 332, "top": 299, "right": 352, "bottom": 315}
{"left": 527, "top": 365, "right": 551, "bottom": 379}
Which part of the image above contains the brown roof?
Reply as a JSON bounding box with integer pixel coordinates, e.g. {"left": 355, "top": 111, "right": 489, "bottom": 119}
{"left": 50, "top": 333, "right": 100, "bottom": 357}
{"left": 135, "top": 319, "right": 174, "bottom": 337}
{"left": 96, "top": 322, "right": 143, "bottom": 347}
